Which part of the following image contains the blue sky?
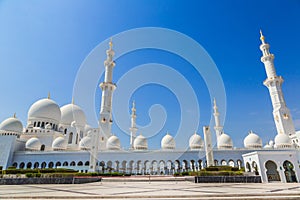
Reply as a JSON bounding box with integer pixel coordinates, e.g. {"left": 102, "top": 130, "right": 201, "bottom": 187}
{"left": 0, "top": 0, "right": 300, "bottom": 149}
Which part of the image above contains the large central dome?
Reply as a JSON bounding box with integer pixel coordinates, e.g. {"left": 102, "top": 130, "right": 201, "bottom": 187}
{"left": 28, "top": 98, "right": 61, "bottom": 123}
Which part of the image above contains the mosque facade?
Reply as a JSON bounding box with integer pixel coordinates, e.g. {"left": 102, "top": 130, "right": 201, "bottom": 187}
{"left": 0, "top": 33, "right": 300, "bottom": 183}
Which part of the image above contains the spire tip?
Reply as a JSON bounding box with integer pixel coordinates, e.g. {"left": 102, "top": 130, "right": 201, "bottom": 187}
{"left": 260, "top": 29, "right": 265, "bottom": 43}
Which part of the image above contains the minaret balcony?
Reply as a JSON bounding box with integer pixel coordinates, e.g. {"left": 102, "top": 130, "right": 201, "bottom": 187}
{"left": 263, "top": 76, "right": 283, "bottom": 87}
{"left": 261, "top": 54, "right": 274, "bottom": 62}
{"left": 99, "top": 82, "right": 117, "bottom": 90}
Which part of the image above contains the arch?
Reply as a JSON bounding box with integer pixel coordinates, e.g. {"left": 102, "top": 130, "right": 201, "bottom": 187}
{"left": 121, "top": 160, "right": 127, "bottom": 173}
{"left": 144, "top": 160, "right": 151, "bottom": 175}
{"left": 228, "top": 160, "right": 235, "bottom": 167}
{"left": 19, "top": 162, "right": 25, "bottom": 169}
{"left": 26, "top": 162, "right": 32, "bottom": 169}
{"left": 85, "top": 161, "right": 90, "bottom": 166}
{"left": 68, "top": 132, "right": 73, "bottom": 144}
{"left": 114, "top": 161, "right": 120, "bottom": 172}
{"left": 99, "top": 161, "right": 106, "bottom": 173}
{"left": 41, "top": 162, "right": 47, "bottom": 169}
{"left": 107, "top": 161, "right": 113, "bottom": 172}
{"left": 40, "top": 144, "right": 45, "bottom": 151}
{"left": 246, "top": 162, "right": 251, "bottom": 172}
{"left": 64, "top": 129, "right": 67, "bottom": 135}
{"left": 70, "top": 161, "right": 76, "bottom": 166}
{"left": 63, "top": 161, "right": 68, "bottom": 166}
{"left": 159, "top": 160, "right": 165, "bottom": 175}
{"left": 252, "top": 161, "right": 259, "bottom": 175}
{"left": 77, "top": 161, "right": 83, "bottom": 166}
{"left": 166, "top": 160, "right": 173, "bottom": 175}
{"left": 265, "top": 160, "right": 280, "bottom": 182}
{"left": 190, "top": 160, "right": 195, "bottom": 171}
{"left": 12, "top": 162, "right": 17, "bottom": 168}
{"left": 41, "top": 122, "right": 45, "bottom": 128}
{"left": 33, "top": 162, "right": 39, "bottom": 168}
{"left": 37, "top": 122, "right": 40, "bottom": 127}
{"left": 214, "top": 159, "right": 219, "bottom": 166}
{"left": 283, "top": 160, "right": 297, "bottom": 183}
{"left": 136, "top": 160, "right": 142, "bottom": 174}
{"left": 48, "top": 162, "right": 54, "bottom": 168}
{"left": 55, "top": 162, "right": 61, "bottom": 168}
{"left": 174, "top": 160, "right": 180, "bottom": 173}
{"left": 198, "top": 160, "right": 203, "bottom": 170}
{"left": 221, "top": 160, "right": 227, "bottom": 166}
{"left": 182, "top": 160, "right": 188, "bottom": 172}
{"left": 151, "top": 160, "right": 158, "bottom": 175}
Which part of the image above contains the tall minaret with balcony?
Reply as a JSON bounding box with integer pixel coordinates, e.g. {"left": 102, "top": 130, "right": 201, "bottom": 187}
{"left": 259, "top": 30, "right": 295, "bottom": 136}
{"left": 99, "top": 38, "right": 117, "bottom": 148}
{"left": 213, "top": 98, "right": 223, "bottom": 140}
{"left": 129, "top": 101, "right": 138, "bottom": 149}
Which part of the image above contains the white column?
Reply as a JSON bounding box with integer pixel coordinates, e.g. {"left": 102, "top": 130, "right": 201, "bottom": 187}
{"left": 203, "top": 126, "right": 214, "bottom": 167}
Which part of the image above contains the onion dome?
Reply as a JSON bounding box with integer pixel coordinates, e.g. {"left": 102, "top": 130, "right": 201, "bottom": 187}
{"left": 106, "top": 135, "right": 121, "bottom": 150}
{"left": 28, "top": 98, "right": 61, "bottom": 123}
{"left": 243, "top": 131, "right": 262, "bottom": 149}
{"left": 274, "top": 134, "right": 292, "bottom": 149}
{"left": 52, "top": 137, "right": 66, "bottom": 150}
{"left": 79, "top": 136, "right": 92, "bottom": 150}
{"left": 60, "top": 103, "right": 86, "bottom": 127}
{"left": 161, "top": 133, "right": 175, "bottom": 150}
{"left": 0, "top": 115, "right": 23, "bottom": 133}
{"left": 25, "top": 137, "right": 41, "bottom": 151}
{"left": 189, "top": 132, "right": 204, "bottom": 150}
{"left": 133, "top": 134, "right": 148, "bottom": 150}
{"left": 217, "top": 133, "right": 233, "bottom": 149}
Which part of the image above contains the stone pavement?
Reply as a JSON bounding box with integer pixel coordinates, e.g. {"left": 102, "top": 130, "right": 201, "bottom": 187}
{"left": 0, "top": 178, "right": 300, "bottom": 199}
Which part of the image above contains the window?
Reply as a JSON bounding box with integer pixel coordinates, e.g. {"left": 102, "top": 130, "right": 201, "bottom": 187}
{"left": 68, "top": 132, "right": 73, "bottom": 144}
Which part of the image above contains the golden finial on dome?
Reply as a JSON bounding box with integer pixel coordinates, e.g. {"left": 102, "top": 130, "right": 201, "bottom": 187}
{"left": 13, "top": 113, "right": 16, "bottom": 118}
{"left": 260, "top": 30, "right": 265, "bottom": 43}
{"left": 109, "top": 37, "right": 113, "bottom": 50}
{"left": 48, "top": 92, "right": 51, "bottom": 99}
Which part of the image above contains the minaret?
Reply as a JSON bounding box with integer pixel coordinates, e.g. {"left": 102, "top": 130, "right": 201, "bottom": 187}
{"left": 213, "top": 98, "right": 223, "bottom": 140}
{"left": 259, "top": 30, "right": 295, "bottom": 136}
{"left": 130, "top": 101, "right": 138, "bottom": 149}
{"left": 99, "top": 38, "right": 117, "bottom": 148}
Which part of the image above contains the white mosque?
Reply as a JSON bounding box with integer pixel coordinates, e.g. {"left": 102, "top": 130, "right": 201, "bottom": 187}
{"left": 0, "top": 32, "right": 300, "bottom": 183}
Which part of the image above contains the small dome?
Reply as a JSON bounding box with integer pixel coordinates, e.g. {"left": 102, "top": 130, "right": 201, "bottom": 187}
{"left": 0, "top": 116, "right": 23, "bottom": 132}
{"left": 106, "top": 135, "right": 121, "bottom": 150}
{"left": 161, "top": 133, "right": 175, "bottom": 150}
{"left": 28, "top": 98, "right": 61, "bottom": 123}
{"left": 79, "top": 136, "right": 92, "bottom": 150}
{"left": 264, "top": 141, "right": 274, "bottom": 149}
{"left": 52, "top": 137, "right": 66, "bottom": 150}
{"left": 274, "top": 134, "right": 292, "bottom": 149}
{"left": 217, "top": 133, "right": 233, "bottom": 149}
{"left": 25, "top": 137, "right": 41, "bottom": 151}
{"left": 133, "top": 134, "right": 148, "bottom": 150}
{"left": 244, "top": 131, "right": 262, "bottom": 149}
{"left": 189, "top": 133, "right": 204, "bottom": 150}
{"left": 60, "top": 103, "right": 86, "bottom": 127}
